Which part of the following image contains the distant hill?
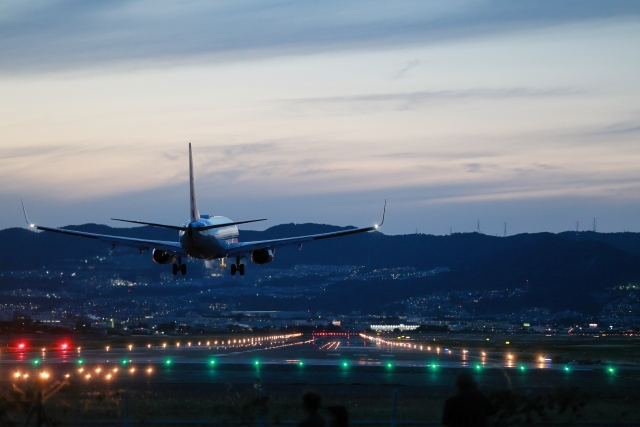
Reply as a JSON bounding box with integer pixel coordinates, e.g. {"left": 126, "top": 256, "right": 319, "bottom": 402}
{"left": 2, "top": 224, "right": 640, "bottom": 315}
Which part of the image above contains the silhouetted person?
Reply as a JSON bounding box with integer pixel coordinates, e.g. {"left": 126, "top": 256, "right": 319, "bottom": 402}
{"left": 298, "top": 391, "right": 325, "bottom": 427}
{"left": 325, "top": 405, "right": 348, "bottom": 427}
{"left": 23, "top": 390, "right": 52, "bottom": 427}
{"left": 442, "top": 372, "right": 494, "bottom": 427}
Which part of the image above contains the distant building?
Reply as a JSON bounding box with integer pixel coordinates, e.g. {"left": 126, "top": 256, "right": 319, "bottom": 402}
{"left": 370, "top": 324, "right": 418, "bottom": 331}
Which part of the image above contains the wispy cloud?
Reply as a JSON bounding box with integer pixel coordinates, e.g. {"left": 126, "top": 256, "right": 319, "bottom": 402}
{"left": 285, "top": 87, "right": 580, "bottom": 113}
{"left": 1, "top": 1, "right": 638, "bottom": 74}
{"left": 394, "top": 59, "right": 420, "bottom": 80}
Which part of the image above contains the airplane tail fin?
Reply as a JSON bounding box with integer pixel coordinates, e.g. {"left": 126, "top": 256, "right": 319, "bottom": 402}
{"left": 188, "top": 143, "right": 200, "bottom": 222}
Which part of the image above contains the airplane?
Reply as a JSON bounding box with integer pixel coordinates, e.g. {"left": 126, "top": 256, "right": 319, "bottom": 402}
{"left": 22, "top": 144, "right": 385, "bottom": 276}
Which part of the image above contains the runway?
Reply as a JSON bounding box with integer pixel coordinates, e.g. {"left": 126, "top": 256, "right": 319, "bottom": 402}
{"left": 2, "top": 334, "right": 638, "bottom": 394}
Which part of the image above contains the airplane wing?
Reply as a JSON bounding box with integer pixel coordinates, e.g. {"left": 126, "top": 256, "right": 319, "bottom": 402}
{"left": 226, "top": 201, "right": 386, "bottom": 257}
{"left": 225, "top": 224, "right": 380, "bottom": 257}
{"left": 22, "top": 202, "right": 187, "bottom": 257}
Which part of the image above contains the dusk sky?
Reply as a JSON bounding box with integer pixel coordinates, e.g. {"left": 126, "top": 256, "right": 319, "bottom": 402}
{"left": 2, "top": 1, "right": 640, "bottom": 236}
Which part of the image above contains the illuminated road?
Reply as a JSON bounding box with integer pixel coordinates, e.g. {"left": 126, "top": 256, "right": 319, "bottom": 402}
{"left": 2, "top": 333, "right": 638, "bottom": 393}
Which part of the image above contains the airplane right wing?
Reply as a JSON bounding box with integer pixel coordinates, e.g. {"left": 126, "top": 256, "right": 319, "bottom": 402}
{"left": 225, "top": 201, "right": 385, "bottom": 257}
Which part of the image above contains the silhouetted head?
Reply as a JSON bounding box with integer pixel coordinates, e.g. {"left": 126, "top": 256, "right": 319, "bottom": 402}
{"left": 326, "top": 405, "right": 349, "bottom": 427}
{"left": 302, "top": 391, "right": 322, "bottom": 414}
{"left": 455, "top": 371, "right": 478, "bottom": 392}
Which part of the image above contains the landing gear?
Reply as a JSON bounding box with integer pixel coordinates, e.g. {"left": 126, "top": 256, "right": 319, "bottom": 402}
{"left": 172, "top": 258, "right": 186, "bottom": 276}
{"left": 230, "top": 257, "right": 245, "bottom": 276}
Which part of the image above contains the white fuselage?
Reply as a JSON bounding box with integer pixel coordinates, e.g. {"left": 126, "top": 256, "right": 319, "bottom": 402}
{"left": 179, "top": 216, "right": 238, "bottom": 260}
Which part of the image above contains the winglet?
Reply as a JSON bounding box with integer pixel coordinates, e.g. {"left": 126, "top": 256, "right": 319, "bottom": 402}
{"left": 21, "top": 199, "right": 35, "bottom": 228}
{"left": 375, "top": 199, "right": 386, "bottom": 229}
{"left": 188, "top": 143, "right": 200, "bottom": 222}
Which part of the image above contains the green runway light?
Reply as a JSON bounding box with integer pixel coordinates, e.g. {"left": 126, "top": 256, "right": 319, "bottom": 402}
{"left": 431, "top": 364, "right": 438, "bottom": 369}
{"left": 475, "top": 365, "right": 481, "bottom": 370}
{"left": 77, "top": 359, "right": 83, "bottom": 365}
{"left": 33, "top": 359, "right": 39, "bottom": 365}
{"left": 608, "top": 367, "right": 615, "bottom": 373}
{"left": 121, "top": 360, "right": 127, "bottom": 365}
{"left": 564, "top": 366, "right": 570, "bottom": 372}
{"left": 387, "top": 363, "right": 392, "bottom": 369}
{"left": 342, "top": 362, "right": 348, "bottom": 367}
{"left": 210, "top": 360, "right": 215, "bottom": 365}
{"left": 254, "top": 361, "right": 260, "bottom": 366}
{"left": 520, "top": 366, "right": 526, "bottom": 371}
{"left": 299, "top": 361, "right": 303, "bottom": 366}
{"left": 166, "top": 359, "right": 171, "bottom": 365}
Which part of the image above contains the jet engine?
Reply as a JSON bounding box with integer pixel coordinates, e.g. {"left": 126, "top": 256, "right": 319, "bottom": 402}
{"left": 152, "top": 249, "right": 176, "bottom": 264}
{"left": 251, "top": 248, "right": 274, "bottom": 265}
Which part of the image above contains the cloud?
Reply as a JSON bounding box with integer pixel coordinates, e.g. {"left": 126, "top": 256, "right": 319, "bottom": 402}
{"left": 1, "top": 1, "right": 639, "bottom": 74}
{"left": 394, "top": 59, "right": 420, "bottom": 80}
{"left": 285, "top": 87, "right": 580, "bottom": 113}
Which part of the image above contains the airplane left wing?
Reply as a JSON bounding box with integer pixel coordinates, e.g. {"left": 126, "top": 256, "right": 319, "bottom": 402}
{"left": 226, "top": 201, "right": 385, "bottom": 257}
{"left": 22, "top": 202, "right": 187, "bottom": 256}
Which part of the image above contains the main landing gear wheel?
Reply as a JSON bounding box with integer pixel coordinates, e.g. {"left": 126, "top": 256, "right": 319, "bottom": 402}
{"left": 181, "top": 264, "right": 187, "bottom": 275}
{"left": 238, "top": 264, "right": 245, "bottom": 276}
{"left": 172, "top": 264, "right": 178, "bottom": 275}
{"left": 230, "top": 264, "right": 237, "bottom": 276}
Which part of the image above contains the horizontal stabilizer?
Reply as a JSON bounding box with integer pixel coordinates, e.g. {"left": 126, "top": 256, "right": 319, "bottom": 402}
{"left": 111, "top": 218, "right": 185, "bottom": 230}
{"left": 111, "top": 217, "right": 267, "bottom": 231}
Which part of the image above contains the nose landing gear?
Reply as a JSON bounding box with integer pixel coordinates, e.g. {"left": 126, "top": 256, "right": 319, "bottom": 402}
{"left": 172, "top": 258, "right": 187, "bottom": 276}
{"left": 230, "top": 257, "right": 245, "bottom": 276}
